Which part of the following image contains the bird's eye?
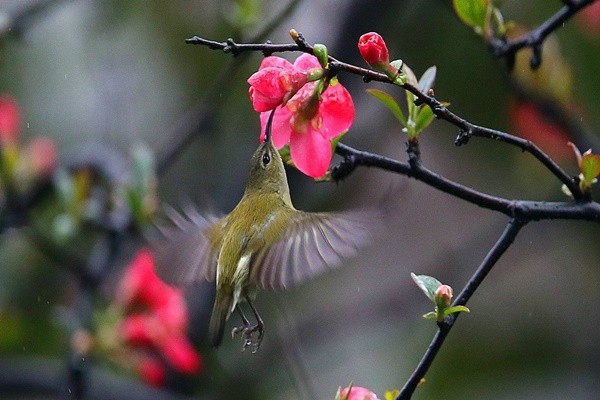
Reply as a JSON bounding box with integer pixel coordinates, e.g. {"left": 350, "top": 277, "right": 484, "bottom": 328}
{"left": 262, "top": 152, "right": 271, "bottom": 166}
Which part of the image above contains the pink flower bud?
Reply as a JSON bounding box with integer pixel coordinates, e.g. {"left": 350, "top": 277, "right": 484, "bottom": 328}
{"left": 0, "top": 96, "right": 21, "bottom": 145}
{"left": 358, "top": 32, "right": 390, "bottom": 69}
{"left": 338, "top": 386, "right": 380, "bottom": 400}
{"left": 434, "top": 284, "right": 453, "bottom": 309}
{"left": 248, "top": 64, "right": 308, "bottom": 112}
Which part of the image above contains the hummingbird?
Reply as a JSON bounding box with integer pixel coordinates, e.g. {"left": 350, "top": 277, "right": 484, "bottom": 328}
{"left": 153, "top": 110, "right": 382, "bottom": 352}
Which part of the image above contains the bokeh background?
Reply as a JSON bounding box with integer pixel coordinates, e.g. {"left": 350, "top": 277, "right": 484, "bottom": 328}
{"left": 0, "top": 0, "right": 599, "bottom": 399}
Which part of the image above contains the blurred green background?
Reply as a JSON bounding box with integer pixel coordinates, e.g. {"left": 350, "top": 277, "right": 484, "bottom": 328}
{"left": 0, "top": 0, "right": 599, "bottom": 399}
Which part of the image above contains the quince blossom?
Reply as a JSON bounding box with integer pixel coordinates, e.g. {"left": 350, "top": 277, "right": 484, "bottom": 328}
{"left": 254, "top": 54, "right": 354, "bottom": 178}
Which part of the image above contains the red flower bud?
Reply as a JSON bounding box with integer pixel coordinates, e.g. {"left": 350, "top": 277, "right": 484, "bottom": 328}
{"left": 358, "top": 32, "right": 390, "bottom": 69}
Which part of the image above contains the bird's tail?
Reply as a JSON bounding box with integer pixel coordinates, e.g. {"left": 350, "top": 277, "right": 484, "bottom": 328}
{"left": 208, "top": 292, "right": 233, "bottom": 347}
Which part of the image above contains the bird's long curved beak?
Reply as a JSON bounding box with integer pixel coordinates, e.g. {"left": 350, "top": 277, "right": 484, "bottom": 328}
{"left": 264, "top": 108, "right": 276, "bottom": 143}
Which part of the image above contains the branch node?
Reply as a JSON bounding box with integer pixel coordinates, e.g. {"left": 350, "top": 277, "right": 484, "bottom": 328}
{"left": 224, "top": 38, "right": 239, "bottom": 55}
{"left": 529, "top": 44, "right": 543, "bottom": 70}
{"left": 262, "top": 40, "right": 274, "bottom": 57}
{"left": 454, "top": 129, "right": 472, "bottom": 146}
{"left": 331, "top": 154, "right": 357, "bottom": 182}
{"left": 406, "top": 140, "right": 421, "bottom": 168}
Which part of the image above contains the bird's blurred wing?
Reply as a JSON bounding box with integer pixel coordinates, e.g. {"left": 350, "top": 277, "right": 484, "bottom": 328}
{"left": 152, "top": 204, "right": 224, "bottom": 286}
{"left": 250, "top": 208, "right": 382, "bottom": 290}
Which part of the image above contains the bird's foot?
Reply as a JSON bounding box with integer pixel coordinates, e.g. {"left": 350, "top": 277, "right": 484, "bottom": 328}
{"left": 231, "top": 322, "right": 264, "bottom": 353}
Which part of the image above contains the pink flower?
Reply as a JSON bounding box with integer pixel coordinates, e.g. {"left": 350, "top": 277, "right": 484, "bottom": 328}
{"left": 116, "top": 249, "right": 202, "bottom": 383}
{"left": 358, "top": 32, "right": 390, "bottom": 69}
{"left": 0, "top": 96, "right": 20, "bottom": 145}
{"left": 257, "top": 54, "right": 354, "bottom": 178}
{"left": 248, "top": 56, "right": 310, "bottom": 112}
{"left": 337, "top": 386, "right": 380, "bottom": 400}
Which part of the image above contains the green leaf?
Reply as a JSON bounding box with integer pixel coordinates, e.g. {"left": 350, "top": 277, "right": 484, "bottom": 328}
{"left": 580, "top": 153, "right": 600, "bottom": 185}
{"left": 422, "top": 311, "right": 437, "bottom": 320}
{"left": 402, "top": 64, "right": 418, "bottom": 123}
{"left": 414, "top": 105, "right": 435, "bottom": 134}
{"left": 366, "top": 89, "right": 406, "bottom": 126}
{"left": 411, "top": 273, "right": 442, "bottom": 302}
{"left": 443, "top": 305, "right": 471, "bottom": 316}
{"left": 418, "top": 66, "right": 437, "bottom": 93}
{"left": 452, "top": 0, "right": 490, "bottom": 31}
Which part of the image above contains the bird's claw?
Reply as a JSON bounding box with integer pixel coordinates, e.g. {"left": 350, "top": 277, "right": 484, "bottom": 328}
{"left": 231, "top": 323, "right": 264, "bottom": 353}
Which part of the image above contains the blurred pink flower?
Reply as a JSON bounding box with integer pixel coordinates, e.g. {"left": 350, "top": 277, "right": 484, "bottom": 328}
{"left": 509, "top": 99, "right": 571, "bottom": 161}
{"left": 138, "top": 355, "right": 165, "bottom": 387}
{"left": 28, "top": 137, "right": 57, "bottom": 177}
{"left": 577, "top": 1, "right": 600, "bottom": 37}
{"left": 117, "top": 249, "right": 202, "bottom": 384}
{"left": 0, "top": 96, "right": 20, "bottom": 145}
{"left": 257, "top": 54, "right": 354, "bottom": 178}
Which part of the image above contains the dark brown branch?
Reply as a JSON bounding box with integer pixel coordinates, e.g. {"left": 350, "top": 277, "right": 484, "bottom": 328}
{"left": 333, "top": 142, "right": 600, "bottom": 222}
{"left": 489, "top": 0, "right": 598, "bottom": 69}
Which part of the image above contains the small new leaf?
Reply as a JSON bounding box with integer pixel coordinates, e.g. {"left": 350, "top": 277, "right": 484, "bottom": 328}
{"left": 452, "top": 0, "right": 490, "bottom": 33}
{"left": 418, "top": 66, "right": 437, "bottom": 93}
{"left": 443, "top": 305, "right": 470, "bottom": 317}
{"left": 385, "top": 390, "right": 400, "bottom": 400}
{"left": 580, "top": 152, "right": 600, "bottom": 186}
{"left": 366, "top": 89, "right": 406, "bottom": 126}
{"left": 414, "top": 105, "right": 435, "bottom": 134}
{"left": 422, "top": 311, "right": 437, "bottom": 320}
{"left": 411, "top": 273, "right": 442, "bottom": 302}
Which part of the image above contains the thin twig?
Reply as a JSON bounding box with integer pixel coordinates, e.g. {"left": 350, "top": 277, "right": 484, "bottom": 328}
{"left": 397, "top": 218, "right": 525, "bottom": 400}
{"left": 489, "top": 0, "right": 598, "bottom": 69}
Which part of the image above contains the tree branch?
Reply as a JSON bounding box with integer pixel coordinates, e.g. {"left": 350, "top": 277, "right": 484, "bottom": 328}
{"left": 397, "top": 218, "right": 525, "bottom": 400}
{"left": 489, "top": 0, "right": 598, "bottom": 69}
{"left": 333, "top": 142, "right": 600, "bottom": 222}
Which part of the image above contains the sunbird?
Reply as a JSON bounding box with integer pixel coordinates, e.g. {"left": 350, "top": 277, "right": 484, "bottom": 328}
{"left": 153, "top": 110, "right": 381, "bottom": 352}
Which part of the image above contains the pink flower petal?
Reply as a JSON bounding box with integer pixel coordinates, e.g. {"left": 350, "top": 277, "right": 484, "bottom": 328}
{"left": 293, "top": 53, "right": 320, "bottom": 70}
{"left": 159, "top": 336, "right": 202, "bottom": 374}
{"left": 318, "top": 83, "right": 355, "bottom": 139}
{"left": 259, "top": 108, "right": 294, "bottom": 148}
{"left": 138, "top": 356, "right": 166, "bottom": 387}
{"left": 290, "top": 128, "right": 332, "bottom": 178}
{"left": 259, "top": 56, "right": 294, "bottom": 70}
